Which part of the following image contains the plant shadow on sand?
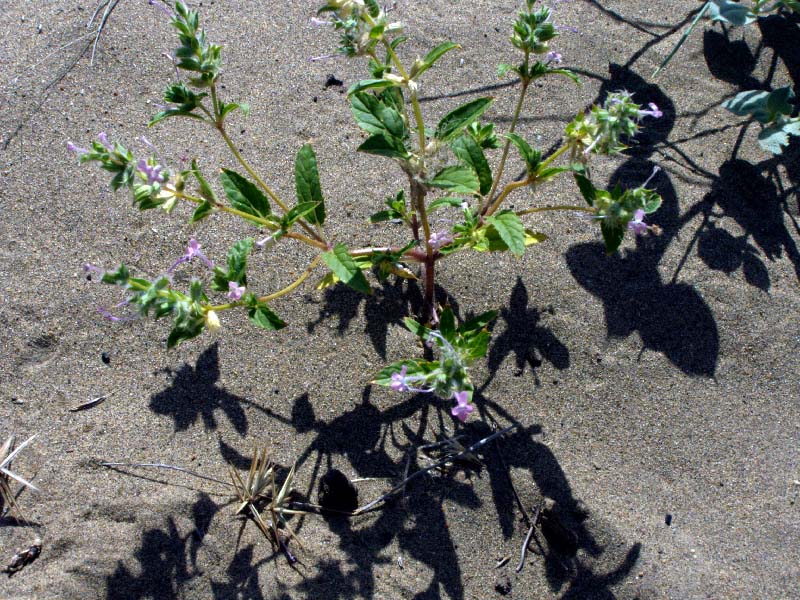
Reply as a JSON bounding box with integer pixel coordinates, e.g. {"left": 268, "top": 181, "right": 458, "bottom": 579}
{"left": 119, "top": 348, "right": 641, "bottom": 599}
{"left": 115, "top": 358, "right": 640, "bottom": 600}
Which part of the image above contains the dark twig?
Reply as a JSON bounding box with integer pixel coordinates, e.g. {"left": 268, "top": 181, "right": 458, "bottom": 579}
{"left": 515, "top": 506, "right": 541, "bottom": 573}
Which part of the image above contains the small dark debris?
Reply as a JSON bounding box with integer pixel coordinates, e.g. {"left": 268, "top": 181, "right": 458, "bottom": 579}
{"left": 318, "top": 469, "right": 358, "bottom": 513}
{"left": 494, "top": 575, "right": 512, "bottom": 595}
{"left": 665, "top": 514, "right": 673, "bottom": 526}
{"left": 324, "top": 74, "right": 344, "bottom": 89}
{"left": 101, "top": 352, "right": 110, "bottom": 365}
{"left": 312, "top": 96, "right": 318, "bottom": 103}
{"left": 3, "top": 538, "right": 42, "bottom": 577}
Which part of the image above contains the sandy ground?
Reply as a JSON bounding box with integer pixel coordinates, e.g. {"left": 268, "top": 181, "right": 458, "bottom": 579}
{"left": 1, "top": 1, "right": 799, "bottom": 598}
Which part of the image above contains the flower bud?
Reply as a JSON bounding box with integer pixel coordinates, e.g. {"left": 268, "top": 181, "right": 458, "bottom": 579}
{"left": 205, "top": 310, "right": 221, "bottom": 330}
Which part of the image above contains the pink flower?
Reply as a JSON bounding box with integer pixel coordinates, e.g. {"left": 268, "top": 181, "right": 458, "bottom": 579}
{"left": 227, "top": 281, "right": 246, "bottom": 301}
{"left": 638, "top": 102, "right": 662, "bottom": 119}
{"left": 627, "top": 209, "right": 648, "bottom": 235}
{"left": 167, "top": 239, "right": 214, "bottom": 273}
{"left": 390, "top": 366, "right": 410, "bottom": 392}
{"left": 450, "top": 390, "right": 474, "bottom": 422}
{"left": 428, "top": 231, "right": 453, "bottom": 251}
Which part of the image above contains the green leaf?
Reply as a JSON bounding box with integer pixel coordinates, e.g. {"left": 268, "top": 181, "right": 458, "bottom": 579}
{"left": 758, "top": 124, "right": 790, "bottom": 155}
{"left": 347, "top": 78, "right": 395, "bottom": 96}
{"left": 350, "top": 91, "right": 405, "bottom": 138}
{"left": 212, "top": 238, "right": 254, "bottom": 290}
{"left": 708, "top": 0, "right": 757, "bottom": 25}
{"left": 282, "top": 201, "right": 320, "bottom": 229}
{"left": 450, "top": 135, "right": 492, "bottom": 196}
{"left": 486, "top": 211, "right": 526, "bottom": 257}
{"left": 370, "top": 210, "right": 397, "bottom": 223}
{"left": 428, "top": 197, "right": 465, "bottom": 212}
{"left": 322, "top": 243, "right": 372, "bottom": 295}
{"left": 358, "top": 134, "right": 410, "bottom": 159}
{"left": 600, "top": 220, "right": 625, "bottom": 254}
{"left": 294, "top": 144, "right": 325, "bottom": 225}
{"left": 435, "top": 98, "right": 494, "bottom": 142}
{"left": 372, "top": 359, "right": 439, "bottom": 387}
{"left": 403, "top": 317, "right": 432, "bottom": 340}
{"left": 414, "top": 41, "right": 460, "bottom": 78}
{"left": 572, "top": 164, "right": 595, "bottom": 206}
{"left": 439, "top": 307, "right": 456, "bottom": 342}
{"left": 429, "top": 166, "right": 480, "bottom": 194}
{"left": 249, "top": 303, "right": 287, "bottom": 330}
{"left": 191, "top": 160, "right": 217, "bottom": 203}
{"left": 504, "top": 133, "right": 540, "bottom": 175}
{"left": 723, "top": 87, "right": 795, "bottom": 124}
{"left": 219, "top": 169, "right": 271, "bottom": 223}
{"left": 191, "top": 200, "right": 214, "bottom": 222}
{"left": 459, "top": 310, "right": 498, "bottom": 335}
{"left": 101, "top": 264, "right": 130, "bottom": 286}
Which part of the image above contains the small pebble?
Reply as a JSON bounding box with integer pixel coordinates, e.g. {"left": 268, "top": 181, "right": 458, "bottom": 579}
{"left": 101, "top": 352, "right": 110, "bottom": 365}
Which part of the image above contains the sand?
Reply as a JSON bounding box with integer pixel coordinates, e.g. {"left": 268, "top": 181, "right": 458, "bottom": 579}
{"left": 1, "top": 1, "right": 798, "bottom": 598}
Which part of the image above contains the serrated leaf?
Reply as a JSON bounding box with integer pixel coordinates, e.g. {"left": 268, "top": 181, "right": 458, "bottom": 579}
{"left": 358, "top": 134, "right": 410, "bottom": 159}
{"left": 212, "top": 238, "right": 254, "bottom": 290}
{"left": 758, "top": 125, "right": 790, "bottom": 155}
{"left": 487, "top": 211, "right": 526, "bottom": 257}
{"left": 350, "top": 92, "right": 405, "bottom": 139}
{"left": 249, "top": 303, "right": 287, "bottom": 330}
{"left": 450, "top": 135, "right": 492, "bottom": 195}
{"left": 403, "top": 317, "right": 432, "bottom": 340}
{"left": 322, "top": 243, "right": 371, "bottom": 295}
{"left": 429, "top": 166, "right": 480, "bottom": 194}
{"left": 220, "top": 169, "right": 271, "bottom": 222}
{"left": 294, "top": 144, "right": 325, "bottom": 225}
{"left": 504, "top": 133, "right": 540, "bottom": 175}
{"left": 435, "top": 97, "right": 494, "bottom": 142}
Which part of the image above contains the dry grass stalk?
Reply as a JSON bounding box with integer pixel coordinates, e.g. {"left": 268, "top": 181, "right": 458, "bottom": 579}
{"left": 229, "top": 448, "right": 307, "bottom": 560}
{"left": 0, "top": 435, "right": 39, "bottom": 519}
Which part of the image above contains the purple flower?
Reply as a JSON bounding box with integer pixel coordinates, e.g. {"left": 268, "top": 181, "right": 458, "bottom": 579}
{"left": 390, "top": 366, "right": 410, "bottom": 392}
{"left": 228, "top": 281, "right": 246, "bottom": 301}
{"left": 638, "top": 102, "right": 662, "bottom": 119}
{"left": 167, "top": 239, "right": 215, "bottom": 273}
{"left": 67, "top": 141, "right": 89, "bottom": 155}
{"left": 97, "top": 132, "right": 112, "bottom": 150}
{"left": 450, "top": 390, "right": 474, "bottom": 423}
{"left": 428, "top": 231, "right": 453, "bottom": 251}
{"left": 627, "top": 209, "right": 648, "bottom": 235}
{"left": 545, "top": 51, "right": 562, "bottom": 65}
{"left": 137, "top": 159, "right": 165, "bottom": 185}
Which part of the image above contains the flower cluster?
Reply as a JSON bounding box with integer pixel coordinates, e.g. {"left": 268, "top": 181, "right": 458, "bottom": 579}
{"left": 566, "top": 91, "right": 662, "bottom": 156}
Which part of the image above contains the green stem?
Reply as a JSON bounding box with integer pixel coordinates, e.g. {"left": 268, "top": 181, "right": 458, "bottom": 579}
{"left": 168, "top": 187, "right": 279, "bottom": 230}
{"left": 215, "top": 124, "right": 326, "bottom": 244}
{"left": 257, "top": 256, "right": 322, "bottom": 302}
{"left": 382, "top": 39, "right": 426, "bottom": 156}
{"left": 483, "top": 71, "right": 530, "bottom": 214}
{"left": 538, "top": 143, "right": 569, "bottom": 170}
{"left": 486, "top": 178, "right": 531, "bottom": 216}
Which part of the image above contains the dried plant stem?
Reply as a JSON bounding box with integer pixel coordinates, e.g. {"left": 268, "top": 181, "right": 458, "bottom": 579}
{"left": 100, "top": 462, "right": 231, "bottom": 489}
